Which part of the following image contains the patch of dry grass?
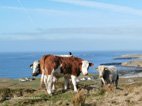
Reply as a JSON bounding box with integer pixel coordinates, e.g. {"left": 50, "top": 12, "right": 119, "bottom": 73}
{"left": 72, "top": 89, "right": 87, "bottom": 106}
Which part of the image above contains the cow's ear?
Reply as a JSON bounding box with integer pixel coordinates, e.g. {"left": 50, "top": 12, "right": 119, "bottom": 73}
{"left": 89, "top": 63, "right": 94, "bottom": 67}
{"left": 30, "top": 64, "right": 33, "bottom": 68}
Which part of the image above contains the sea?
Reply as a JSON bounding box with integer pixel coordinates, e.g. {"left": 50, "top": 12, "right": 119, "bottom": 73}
{"left": 0, "top": 51, "right": 142, "bottom": 79}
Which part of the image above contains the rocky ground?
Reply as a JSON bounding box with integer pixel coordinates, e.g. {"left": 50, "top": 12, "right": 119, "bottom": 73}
{"left": 122, "top": 60, "right": 142, "bottom": 67}
{"left": 114, "top": 54, "right": 142, "bottom": 67}
{"left": 0, "top": 76, "right": 142, "bottom": 106}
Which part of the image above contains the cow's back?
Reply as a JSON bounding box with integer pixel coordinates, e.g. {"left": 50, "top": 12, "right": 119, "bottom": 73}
{"left": 60, "top": 57, "right": 82, "bottom": 76}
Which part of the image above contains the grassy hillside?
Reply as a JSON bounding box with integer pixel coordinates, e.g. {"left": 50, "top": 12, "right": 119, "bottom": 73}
{"left": 0, "top": 76, "right": 142, "bottom": 106}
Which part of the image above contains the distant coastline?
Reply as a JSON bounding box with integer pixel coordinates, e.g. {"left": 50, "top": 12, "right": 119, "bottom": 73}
{"left": 114, "top": 54, "right": 142, "bottom": 60}
{"left": 114, "top": 54, "right": 142, "bottom": 67}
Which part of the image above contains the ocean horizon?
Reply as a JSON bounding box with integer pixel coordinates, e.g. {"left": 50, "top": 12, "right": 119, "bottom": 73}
{"left": 0, "top": 51, "right": 142, "bottom": 79}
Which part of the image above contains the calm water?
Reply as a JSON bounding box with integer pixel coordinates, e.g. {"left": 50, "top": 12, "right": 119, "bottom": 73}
{"left": 0, "top": 51, "right": 142, "bottom": 78}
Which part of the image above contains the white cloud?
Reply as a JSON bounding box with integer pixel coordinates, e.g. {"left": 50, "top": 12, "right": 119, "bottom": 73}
{"left": 0, "top": 6, "right": 70, "bottom": 16}
{"left": 53, "top": 0, "right": 142, "bottom": 16}
{"left": 0, "top": 26, "right": 142, "bottom": 41}
{"left": 0, "top": 33, "right": 74, "bottom": 41}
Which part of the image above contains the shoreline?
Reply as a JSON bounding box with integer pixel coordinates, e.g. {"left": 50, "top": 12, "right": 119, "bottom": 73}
{"left": 120, "top": 72, "right": 142, "bottom": 78}
{"left": 0, "top": 70, "right": 142, "bottom": 80}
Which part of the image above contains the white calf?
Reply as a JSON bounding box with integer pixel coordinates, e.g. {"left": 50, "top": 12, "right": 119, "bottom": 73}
{"left": 97, "top": 65, "right": 119, "bottom": 88}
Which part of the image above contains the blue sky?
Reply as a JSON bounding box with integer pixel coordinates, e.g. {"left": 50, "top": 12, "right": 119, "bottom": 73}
{"left": 0, "top": 0, "right": 142, "bottom": 52}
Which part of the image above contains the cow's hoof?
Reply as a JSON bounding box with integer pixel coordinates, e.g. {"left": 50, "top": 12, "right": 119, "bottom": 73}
{"left": 74, "top": 91, "right": 78, "bottom": 93}
{"left": 48, "top": 93, "right": 53, "bottom": 96}
{"left": 47, "top": 91, "right": 53, "bottom": 96}
{"left": 52, "top": 90, "right": 55, "bottom": 93}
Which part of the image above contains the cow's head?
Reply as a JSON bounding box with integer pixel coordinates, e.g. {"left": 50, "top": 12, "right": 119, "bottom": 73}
{"left": 30, "top": 60, "right": 40, "bottom": 76}
{"left": 97, "top": 65, "right": 107, "bottom": 78}
{"left": 81, "top": 60, "right": 94, "bottom": 76}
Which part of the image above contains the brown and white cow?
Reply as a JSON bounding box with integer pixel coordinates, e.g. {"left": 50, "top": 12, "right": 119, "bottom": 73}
{"left": 31, "top": 54, "right": 94, "bottom": 95}
{"left": 30, "top": 54, "right": 73, "bottom": 89}
{"left": 97, "top": 65, "right": 119, "bottom": 88}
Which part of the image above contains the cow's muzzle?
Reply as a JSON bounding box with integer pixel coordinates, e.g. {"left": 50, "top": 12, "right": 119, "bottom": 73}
{"left": 32, "top": 72, "right": 40, "bottom": 76}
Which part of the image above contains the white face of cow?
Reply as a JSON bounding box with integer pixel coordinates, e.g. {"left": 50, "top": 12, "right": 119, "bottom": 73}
{"left": 31, "top": 60, "right": 40, "bottom": 76}
{"left": 97, "top": 65, "right": 105, "bottom": 78}
{"left": 81, "top": 61, "right": 90, "bottom": 75}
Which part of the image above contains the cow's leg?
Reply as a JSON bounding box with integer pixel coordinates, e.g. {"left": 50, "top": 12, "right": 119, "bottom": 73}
{"left": 43, "top": 75, "right": 47, "bottom": 83}
{"left": 109, "top": 74, "right": 113, "bottom": 84}
{"left": 101, "top": 80, "right": 104, "bottom": 87}
{"left": 43, "top": 75, "right": 48, "bottom": 91}
{"left": 71, "top": 75, "right": 78, "bottom": 92}
{"left": 101, "top": 77, "right": 106, "bottom": 85}
{"left": 51, "top": 76, "right": 57, "bottom": 92}
{"left": 47, "top": 75, "right": 53, "bottom": 95}
{"left": 64, "top": 76, "right": 69, "bottom": 90}
{"left": 44, "top": 75, "right": 55, "bottom": 93}
{"left": 115, "top": 75, "right": 119, "bottom": 88}
{"left": 52, "top": 83, "right": 55, "bottom": 92}
{"left": 40, "top": 74, "right": 45, "bottom": 89}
